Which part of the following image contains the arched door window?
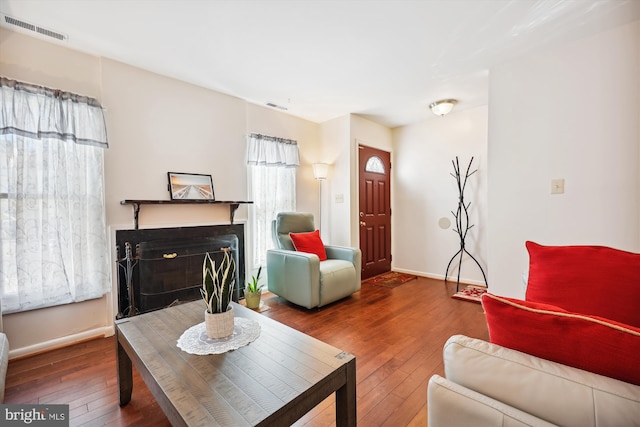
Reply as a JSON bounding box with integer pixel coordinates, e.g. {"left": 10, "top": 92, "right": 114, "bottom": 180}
{"left": 365, "top": 156, "right": 386, "bottom": 174}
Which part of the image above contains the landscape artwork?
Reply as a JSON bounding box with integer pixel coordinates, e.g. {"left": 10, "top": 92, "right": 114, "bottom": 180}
{"left": 168, "top": 172, "right": 215, "bottom": 200}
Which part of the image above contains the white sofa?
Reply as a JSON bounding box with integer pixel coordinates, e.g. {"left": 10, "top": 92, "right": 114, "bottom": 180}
{"left": 428, "top": 335, "right": 640, "bottom": 427}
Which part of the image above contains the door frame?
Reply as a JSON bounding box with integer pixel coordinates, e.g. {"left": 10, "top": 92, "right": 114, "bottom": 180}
{"left": 357, "top": 142, "right": 392, "bottom": 279}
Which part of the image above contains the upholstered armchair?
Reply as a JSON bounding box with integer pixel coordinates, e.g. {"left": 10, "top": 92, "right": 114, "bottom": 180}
{"left": 266, "top": 212, "right": 361, "bottom": 309}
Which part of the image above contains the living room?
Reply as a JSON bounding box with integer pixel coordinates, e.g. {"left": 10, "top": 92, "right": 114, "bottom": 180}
{"left": 1, "top": 0, "right": 639, "bottom": 425}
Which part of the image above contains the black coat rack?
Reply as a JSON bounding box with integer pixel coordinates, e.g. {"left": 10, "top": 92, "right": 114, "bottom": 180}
{"left": 444, "top": 156, "right": 488, "bottom": 291}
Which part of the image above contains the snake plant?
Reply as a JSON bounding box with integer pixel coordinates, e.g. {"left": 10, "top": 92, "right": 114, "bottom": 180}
{"left": 201, "top": 248, "right": 236, "bottom": 314}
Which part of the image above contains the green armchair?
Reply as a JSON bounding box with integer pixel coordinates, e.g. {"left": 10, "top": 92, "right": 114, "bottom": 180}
{"left": 267, "top": 212, "right": 361, "bottom": 309}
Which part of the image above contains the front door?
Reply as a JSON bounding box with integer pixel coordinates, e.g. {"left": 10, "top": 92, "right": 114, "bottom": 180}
{"left": 358, "top": 145, "right": 391, "bottom": 280}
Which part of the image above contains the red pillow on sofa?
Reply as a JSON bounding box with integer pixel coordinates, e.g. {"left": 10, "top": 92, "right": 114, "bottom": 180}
{"left": 525, "top": 241, "right": 640, "bottom": 328}
{"left": 289, "top": 230, "right": 327, "bottom": 261}
{"left": 482, "top": 293, "right": 640, "bottom": 385}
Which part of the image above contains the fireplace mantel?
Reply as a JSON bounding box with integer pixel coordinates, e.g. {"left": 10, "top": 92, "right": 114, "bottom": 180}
{"left": 121, "top": 199, "right": 253, "bottom": 229}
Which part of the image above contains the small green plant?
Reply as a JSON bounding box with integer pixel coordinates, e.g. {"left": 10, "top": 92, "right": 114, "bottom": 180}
{"left": 246, "top": 265, "right": 263, "bottom": 294}
{"left": 201, "top": 248, "right": 236, "bottom": 313}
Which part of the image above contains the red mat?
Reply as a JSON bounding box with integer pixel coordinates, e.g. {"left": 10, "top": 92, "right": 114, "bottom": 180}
{"left": 365, "top": 272, "right": 417, "bottom": 288}
{"left": 452, "top": 285, "right": 488, "bottom": 303}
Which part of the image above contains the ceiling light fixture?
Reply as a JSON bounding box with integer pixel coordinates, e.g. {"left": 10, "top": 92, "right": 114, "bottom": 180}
{"left": 429, "top": 99, "right": 458, "bottom": 116}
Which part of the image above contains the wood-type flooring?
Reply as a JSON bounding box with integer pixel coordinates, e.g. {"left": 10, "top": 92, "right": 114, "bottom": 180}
{"left": 4, "top": 276, "right": 489, "bottom": 426}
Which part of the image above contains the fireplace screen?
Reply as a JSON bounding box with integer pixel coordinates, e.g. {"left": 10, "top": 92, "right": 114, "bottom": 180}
{"left": 137, "top": 235, "right": 238, "bottom": 313}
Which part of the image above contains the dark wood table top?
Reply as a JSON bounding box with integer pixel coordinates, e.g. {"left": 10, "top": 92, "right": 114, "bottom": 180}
{"left": 115, "top": 300, "right": 356, "bottom": 426}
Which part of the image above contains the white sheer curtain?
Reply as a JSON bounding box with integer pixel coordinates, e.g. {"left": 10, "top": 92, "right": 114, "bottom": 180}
{"left": 247, "top": 134, "right": 299, "bottom": 268}
{"left": 0, "top": 77, "right": 110, "bottom": 313}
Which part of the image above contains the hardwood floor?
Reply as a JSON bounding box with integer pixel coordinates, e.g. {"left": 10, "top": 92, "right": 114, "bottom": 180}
{"left": 4, "top": 276, "right": 489, "bottom": 426}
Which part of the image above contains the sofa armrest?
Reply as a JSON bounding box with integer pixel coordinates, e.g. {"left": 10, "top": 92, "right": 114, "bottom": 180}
{"left": 428, "top": 375, "right": 557, "bottom": 427}
{"left": 325, "top": 246, "right": 362, "bottom": 283}
{"left": 266, "top": 249, "right": 320, "bottom": 309}
{"left": 444, "top": 335, "right": 640, "bottom": 427}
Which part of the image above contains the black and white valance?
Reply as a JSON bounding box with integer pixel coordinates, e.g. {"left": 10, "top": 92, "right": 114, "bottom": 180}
{"left": 0, "top": 77, "right": 108, "bottom": 148}
{"left": 246, "top": 133, "right": 299, "bottom": 167}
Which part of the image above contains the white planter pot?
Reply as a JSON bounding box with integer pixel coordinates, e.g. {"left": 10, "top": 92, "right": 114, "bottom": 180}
{"left": 204, "top": 306, "right": 234, "bottom": 339}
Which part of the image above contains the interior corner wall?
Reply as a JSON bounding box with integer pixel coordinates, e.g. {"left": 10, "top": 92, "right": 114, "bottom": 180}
{"left": 320, "top": 115, "right": 351, "bottom": 245}
{"left": 487, "top": 20, "right": 640, "bottom": 298}
{"left": 392, "top": 106, "right": 489, "bottom": 284}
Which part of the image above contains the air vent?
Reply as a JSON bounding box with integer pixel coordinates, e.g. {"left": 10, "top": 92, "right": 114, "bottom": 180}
{"left": 266, "top": 102, "right": 288, "bottom": 111}
{"left": 2, "top": 13, "right": 67, "bottom": 41}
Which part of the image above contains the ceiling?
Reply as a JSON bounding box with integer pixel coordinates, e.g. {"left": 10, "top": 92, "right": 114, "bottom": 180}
{"left": 1, "top": 0, "right": 640, "bottom": 128}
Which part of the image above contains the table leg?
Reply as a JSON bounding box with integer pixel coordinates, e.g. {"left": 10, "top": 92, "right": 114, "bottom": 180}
{"left": 116, "top": 330, "right": 133, "bottom": 406}
{"left": 336, "top": 357, "right": 357, "bottom": 426}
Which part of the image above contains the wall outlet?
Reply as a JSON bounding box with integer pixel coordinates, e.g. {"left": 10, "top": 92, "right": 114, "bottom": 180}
{"left": 551, "top": 178, "right": 565, "bottom": 194}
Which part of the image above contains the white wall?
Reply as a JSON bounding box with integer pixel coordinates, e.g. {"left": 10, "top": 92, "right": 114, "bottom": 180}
{"left": 392, "top": 106, "right": 488, "bottom": 284}
{"left": 319, "top": 114, "right": 393, "bottom": 248}
{"left": 319, "top": 115, "right": 351, "bottom": 245}
{"left": 488, "top": 20, "right": 640, "bottom": 298}
{"left": 0, "top": 28, "right": 322, "bottom": 358}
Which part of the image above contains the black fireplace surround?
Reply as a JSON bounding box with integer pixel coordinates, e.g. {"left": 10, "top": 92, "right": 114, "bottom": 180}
{"left": 115, "top": 225, "right": 246, "bottom": 318}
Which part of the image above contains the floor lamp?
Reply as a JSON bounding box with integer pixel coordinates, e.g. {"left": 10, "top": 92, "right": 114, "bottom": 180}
{"left": 312, "top": 163, "right": 329, "bottom": 233}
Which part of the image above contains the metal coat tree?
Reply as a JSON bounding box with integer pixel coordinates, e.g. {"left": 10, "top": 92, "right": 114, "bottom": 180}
{"left": 445, "top": 156, "right": 488, "bottom": 291}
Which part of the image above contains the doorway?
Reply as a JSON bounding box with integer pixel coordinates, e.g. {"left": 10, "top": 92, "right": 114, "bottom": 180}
{"left": 358, "top": 145, "right": 391, "bottom": 280}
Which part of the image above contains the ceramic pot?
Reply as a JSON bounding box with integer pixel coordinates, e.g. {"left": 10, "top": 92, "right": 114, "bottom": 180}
{"left": 204, "top": 306, "right": 234, "bottom": 339}
{"left": 245, "top": 291, "right": 262, "bottom": 309}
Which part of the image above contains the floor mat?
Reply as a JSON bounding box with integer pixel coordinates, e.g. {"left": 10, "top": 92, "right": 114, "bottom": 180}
{"left": 451, "top": 285, "right": 488, "bottom": 303}
{"left": 364, "top": 271, "right": 417, "bottom": 288}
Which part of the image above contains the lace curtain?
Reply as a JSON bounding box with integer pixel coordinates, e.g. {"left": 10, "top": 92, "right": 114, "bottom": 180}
{"left": 0, "top": 77, "right": 110, "bottom": 313}
{"left": 247, "top": 133, "right": 299, "bottom": 268}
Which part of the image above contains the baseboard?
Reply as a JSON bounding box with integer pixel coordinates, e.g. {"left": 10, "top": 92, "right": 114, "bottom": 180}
{"left": 8, "top": 325, "right": 115, "bottom": 361}
{"left": 391, "top": 267, "right": 487, "bottom": 287}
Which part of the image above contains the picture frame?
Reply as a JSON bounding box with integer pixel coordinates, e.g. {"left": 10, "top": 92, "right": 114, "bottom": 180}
{"left": 167, "top": 172, "right": 215, "bottom": 200}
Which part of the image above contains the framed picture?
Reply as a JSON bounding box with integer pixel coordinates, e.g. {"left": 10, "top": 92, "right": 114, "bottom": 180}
{"left": 167, "top": 172, "right": 215, "bottom": 200}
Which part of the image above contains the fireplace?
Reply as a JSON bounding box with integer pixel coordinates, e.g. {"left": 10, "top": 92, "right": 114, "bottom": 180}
{"left": 115, "top": 225, "right": 245, "bottom": 318}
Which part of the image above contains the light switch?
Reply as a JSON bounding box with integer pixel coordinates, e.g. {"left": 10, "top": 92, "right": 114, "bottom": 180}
{"left": 551, "top": 179, "right": 565, "bottom": 194}
{"left": 335, "top": 194, "right": 344, "bottom": 203}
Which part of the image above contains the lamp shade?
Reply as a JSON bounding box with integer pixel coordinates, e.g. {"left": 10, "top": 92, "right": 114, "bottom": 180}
{"left": 429, "top": 99, "right": 458, "bottom": 116}
{"left": 312, "top": 163, "right": 329, "bottom": 180}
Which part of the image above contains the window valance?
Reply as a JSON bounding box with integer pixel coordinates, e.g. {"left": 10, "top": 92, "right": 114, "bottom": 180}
{"left": 247, "top": 133, "right": 299, "bottom": 167}
{"left": 0, "top": 77, "right": 108, "bottom": 148}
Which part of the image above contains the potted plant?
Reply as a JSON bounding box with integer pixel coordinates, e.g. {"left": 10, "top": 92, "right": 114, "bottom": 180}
{"left": 201, "top": 248, "right": 236, "bottom": 339}
{"left": 244, "top": 266, "right": 263, "bottom": 309}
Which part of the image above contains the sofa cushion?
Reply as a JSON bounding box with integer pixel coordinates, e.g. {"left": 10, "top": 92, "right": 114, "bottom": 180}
{"left": 290, "top": 230, "right": 327, "bottom": 261}
{"left": 482, "top": 293, "right": 640, "bottom": 386}
{"left": 428, "top": 375, "right": 557, "bottom": 427}
{"left": 525, "top": 241, "right": 640, "bottom": 327}
{"left": 443, "top": 334, "right": 640, "bottom": 427}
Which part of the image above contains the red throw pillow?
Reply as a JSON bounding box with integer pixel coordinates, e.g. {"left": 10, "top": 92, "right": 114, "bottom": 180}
{"left": 289, "top": 230, "right": 327, "bottom": 261}
{"left": 525, "top": 241, "right": 640, "bottom": 328}
{"left": 482, "top": 293, "right": 640, "bottom": 385}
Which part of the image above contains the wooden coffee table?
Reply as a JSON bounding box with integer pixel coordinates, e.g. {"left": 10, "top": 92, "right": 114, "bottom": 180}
{"left": 115, "top": 301, "right": 356, "bottom": 426}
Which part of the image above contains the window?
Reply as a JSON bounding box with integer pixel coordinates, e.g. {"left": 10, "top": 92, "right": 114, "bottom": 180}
{"left": 246, "top": 134, "right": 299, "bottom": 277}
{"left": 0, "top": 78, "right": 110, "bottom": 313}
{"left": 365, "top": 156, "right": 386, "bottom": 174}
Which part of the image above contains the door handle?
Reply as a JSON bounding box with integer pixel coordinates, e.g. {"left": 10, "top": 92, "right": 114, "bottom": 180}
{"left": 360, "top": 221, "right": 366, "bottom": 227}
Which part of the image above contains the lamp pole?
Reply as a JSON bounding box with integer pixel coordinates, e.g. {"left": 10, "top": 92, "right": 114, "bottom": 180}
{"left": 312, "top": 163, "right": 329, "bottom": 235}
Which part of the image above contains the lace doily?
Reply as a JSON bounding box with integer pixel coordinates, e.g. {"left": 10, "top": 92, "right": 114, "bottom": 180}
{"left": 177, "top": 317, "right": 261, "bottom": 355}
